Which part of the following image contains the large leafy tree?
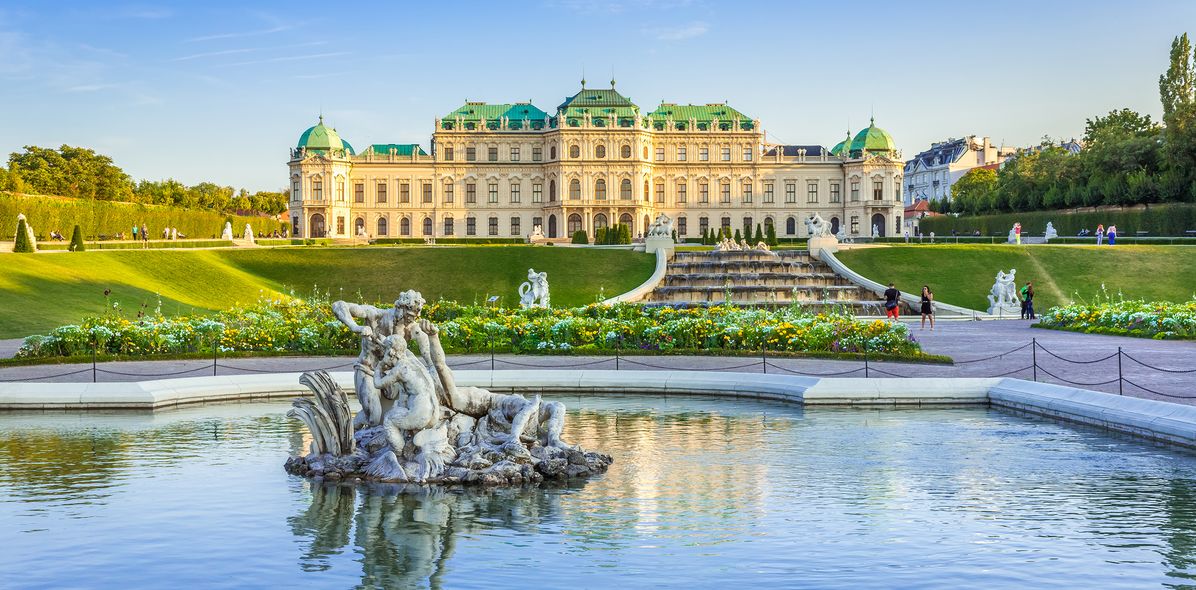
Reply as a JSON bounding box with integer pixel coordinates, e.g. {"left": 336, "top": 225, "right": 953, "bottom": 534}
{"left": 1160, "top": 33, "right": 1196, "bottom": 199}
{"left": 950, "top": 168, "right": 997, "bottom": 214}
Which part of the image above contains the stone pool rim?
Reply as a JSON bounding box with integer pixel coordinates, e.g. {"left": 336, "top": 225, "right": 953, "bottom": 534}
{"left": 2, "top": 371, "right": 1195, "bottom": 449}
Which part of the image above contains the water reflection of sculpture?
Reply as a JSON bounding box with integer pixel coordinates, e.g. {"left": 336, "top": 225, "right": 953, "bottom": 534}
{"left": 287, "top": 289, "right": 610, "bottom": 486}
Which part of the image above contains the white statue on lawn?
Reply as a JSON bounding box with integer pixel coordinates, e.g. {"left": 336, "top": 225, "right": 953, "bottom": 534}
{"left": 805, "top": 213, "right": 832, "bottom": 237}
{"left": 518, "top": 268, "right": 550, "bottom": 308}
{"left": 647, "top": 213, "right": 674, "bottom": 238}
{"left": 986, "top": 268, "right": 1020, "bottom": 315}
{"left": 221, "top": 222, "right": 234, "bottom": 240}
{"left": 287, "top": 289, "right": 610, "bottom": 486}
{"left": 528, "top": 224, "right": 544, "bottom": 241}
{"left": 1044, "top": 222, "right": 1058, "bottom": 241}
{"left": 244, "top": 223, "right": 255, "bottom": 244}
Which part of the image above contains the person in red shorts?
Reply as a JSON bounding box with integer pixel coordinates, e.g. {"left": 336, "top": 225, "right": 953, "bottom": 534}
{"left": 883, "top": 283, "right": 901, "bottom": 320}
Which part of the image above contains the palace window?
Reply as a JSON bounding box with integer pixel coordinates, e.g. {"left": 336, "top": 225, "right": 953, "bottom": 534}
{"left": 569, "top": 145, "right": 580, "bottom": 158}
{"left": 532, "top": 183, "right": 542, "bottom": 203}
{"left": 851, "top": 215, "right": 860, "bottom": 234}
{"left": 291, "top": 178, "right": 300, "bottom": 201}
{"left": 677, "top": 180, "right": 688, "bottom": 203}
{"left": 510, "top": 182, "right": 521, "bottom": 203}
{"left": 401, "top": 217, "right": 411, "bottom": 236}
{"left": 595, "top": 179, "right": 607, "bottom": 200}
{"left": 764, "top": 182, "right": 774, "bottom": 203}
{"left": 337, "top": 181, "right": 344, "bottom": 201}
{"left": 443, "top": 182, "right": 453, "bottom": 204}
{"left": 699, "top": 182, "right": 709, "bottom": 204}
{"left": 337, "top": 217, "right": 345, "bottom": 235}
{"left": 720, "top": 182, "right": 731, "bottom": 204}
{"left": 510, "top": 216, "right": 521, "bottom": 236}
{"left": 532, "top": 146, "right": 542, "bottom": 161}
{"left": 621, "top": 145, "right": 631, "bottom": 158}
{"left": 655, "top": 147, "right": 665, "bottom": 161}
{"left": 785, "top": 182, "right": 796, "bottom": 204}
{"left": 743, "top": 216, "right": 753, "bottom": 236}
{"left": 532, "top": 216, "right": 542, "bottom": 231}
{"left": 312, "top": 178, "right": 323, "bottom": 201}
{"left": 354, "top": 183, "right": 364, "bottom": 203}
{"left": 489, "top": 216, "right": 499, "bottom": 236}
{"left": 488, "top": 147, "right": 498, "bottom": 162}
{"left": 466, "top": 147, "right": 476, "bottom": 161}
{"left": 377, "top": 217, "right": 388, "bottom": 236}
{"left": 376, "top": 182, "right": 387, "bottom": 203}
{"left": 400, "top": 183, "right": 410, "bottom": 204}
{"left": 444, "top": 147, "right": 454, "bottom": 161}
{"left": 742, "top": 181, "right": 753, "bottom": 204}
{"left": 567, "top": 214, "right": 582, "bottom": 234}
{"left": 721, "top": 216, "right": 731, "bottom": 231}
{"left": 721, "top": 147, "right": 731, "bottom": 161}
{"left": 700, "top": 147, "right": 709, "bottom": 161}
{"left": 896, "top": 185, "right": 902, "bottom": 202}
{"left": 444, "top": 217, "right": 455, "bottom": 236}
{"left": 510, "top": 147, "right": 520, "bottom": 162}
{"left": 422, "top": 183, "right": 432, "bottom": 204}
{"left": 786, "top": 217, "right": 796, "bottom": 235}
{"left": 569, "top": 179, "right": 581, "bottom": 200}
{"left": 851, "top": 181, "right": 860, "bottom": 201}
{"left": 423, "top": 217, "right": 433, "bottom": 236}
{"left": 549, "top": 180, "right": 556, "bottom": 202}
{"left": 466, "top": 217, "right": 476, "bottom": 236}
{"left": 355, "top": 217, "right": 365, "bottom": 236}
{"left": 488, "top": 183, "right": 498, "bottom": 204}
{"left": 621, "top": 179, "right": 632, "bottom": 200}
{"left": 698, "top": 216, "right": 709, "bottom": 235}
{"left": 595, "top": 144, "right": 606, "bottom": 159}
{"left": 743, "top": 146, "right": 753, "bottom": 161}
{"left": 655, "top": 182, "right": 664, "bottom": 203}
{"left": 466, "top": 183, "right": 477, "bottom": 204}
{"left": 807, "top": 182, "right": 819, "bottom": 203}
{"left": 550, "top": 146, "right": 557, "bottom": 159}
{"left": 764, "top": 216, "right": 775, "bottom": 235}
{"left": 677, "top": 216, "right": 687, "bottom": 236}
{"left": 873, "top": 180, "right": 883, "bottom": 200}
{"left": 677, "top": 146, "right": 687, "bottom": 161}
{"left": 830, "top": 183, "right": 841, "bottom": 203}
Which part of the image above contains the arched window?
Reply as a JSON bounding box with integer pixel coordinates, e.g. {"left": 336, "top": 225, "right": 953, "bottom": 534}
{"left": 621, "top": 145, "right": 631, "bottom": 158}
{"left": 786, "top": 216, "right": 796, "bottom": 236}
{"left": 354, "top": 217, "right": 365, "bottom": 237}
{"left": 595, "top": 179, "right": 607, "bottom": 200}
{"left": 549, "top": 179, "right": 557, "bottom": 202}
{"left": 595, "top": 144, "right": 606, "bottom": 158}
{"left": 550, "top": 145, "right": 557, "bottom": 159}
{"left": 764, "top": 216, "right": 775, "bottom": 234}
{"left": 401, "top": 217, "right": 411, "bottom": 236}
{"left": 569, "top": 179, "right": 581, "bottom": 200}
{"left": 567, "top": 214, "right": 583, "bottom": 234}
{"left": 593, "top": 213, "right": 608, "bottom": 229}
{"left": 422, "top": 217, "right": 433, "bottom": 236}
{"left": 569, "top": 145, "right": 580, "bottom": 158}
{"left": 620, "top": 179, "right": 632, "bottom": 200}
{"left": 377, "top": 217, "right": 388, "bottom": 236}
{"left": 830, "top": 217, "right": 840, "bottom": 235}
{"left": 619, "top": 213, "right": 633, "bottom": 235}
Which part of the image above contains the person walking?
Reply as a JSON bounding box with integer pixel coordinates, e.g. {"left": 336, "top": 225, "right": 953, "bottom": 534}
{"left": 1014, "top": 222, "right": 1022, "bottom": 245}
{"left": 1107, "top": 225, "right": 1117, "bottom": 246}
{"left": 883, "top": 282, "right": 901, "bottom": 321}
{"left": 1096, "top": 224, "right": 1105, "bottom": 245}
{"left": 131, "top": 224, "right": 138, "bottom": 242}
{"left": 140, "top": 224, "right": 148, "bottom": 248}
{"left": 1020, "top": 281, "right": 1036, "bottom": 320}
{"left": 919, "top": 285, "right": 935, "bottom": 330}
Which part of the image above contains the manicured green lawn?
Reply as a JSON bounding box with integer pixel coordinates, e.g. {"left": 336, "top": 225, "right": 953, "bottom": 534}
{"left": 0, "top": 246, "right": 655, "bottom": 338}
{"left": 835, "top": 245, "right": 1196, "bottom": 312}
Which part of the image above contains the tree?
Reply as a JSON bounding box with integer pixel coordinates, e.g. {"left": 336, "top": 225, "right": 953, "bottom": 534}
{"left": 1083, "top": 108, "right": 1159, "bottom": 147}
{"left": 733, "top": 228, "right": 742, "bottom": 242}
{"left": 1160, "top": 33, "right": 1196, "bottom": 194}
{"left": 753, "top": 223, "right": 763, "bottom": 243}
{"left": 951, "top": 168, "right": 998, "bottom": 214}
{"left": 765, "top": 222, "right": 777, "bottom": 246}
{"left": 571, "top": 230, "right": 588, "bottom": 244}
{"left": 13, "top": 218, "right": 34, "bottom": 253}
{"left": 69, "top": 225, "right": 85, "bottom": 252}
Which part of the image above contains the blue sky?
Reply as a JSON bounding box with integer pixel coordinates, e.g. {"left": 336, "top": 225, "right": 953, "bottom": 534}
{"left": 1, "top": 0, "right": 1192, "bottom": 191}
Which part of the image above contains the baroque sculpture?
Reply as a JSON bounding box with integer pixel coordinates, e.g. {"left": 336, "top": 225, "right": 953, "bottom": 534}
{"left": 221, "top": 222, "right": 234, "bottom": 240}
{"left": 244, "top": 223, "right": 256, "bottom": 244}
{"left": 805, "top": 213, "right": 832, "bottom": 238}
{"left": 1045, "top": 222, "right": 1058, "bottom": 241}
{"left": 872, "top": 224, "right": 880, "bottom": 238}
{"left": 986, "top": 268, "right": 1020, "bottom": 315}
{"left": 646, "top": 213, "right": 674, "bottom": 238}
{"left": 518, "top": 269, "right": 550, "bottom": 308}
{"left": 285, "top": 291, "right": 610, "bottom": 485}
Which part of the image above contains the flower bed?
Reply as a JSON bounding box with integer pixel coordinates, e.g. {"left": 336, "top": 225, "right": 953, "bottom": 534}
{"left": 1037, "top": 299, "right": 1196, "bottom": 339}
{"left": 15, "top": 298, "right": 926, "bottom": 359}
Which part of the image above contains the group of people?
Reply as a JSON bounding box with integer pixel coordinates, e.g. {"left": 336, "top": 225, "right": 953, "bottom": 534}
{"left": 1077, "top": 224, "right": 1118, "bottom": 245}
{"left": 256, "top": 230, "right": 285, "bottom": 238}
{"left": 882, "top": 283, "right": 937, "bottom": 330}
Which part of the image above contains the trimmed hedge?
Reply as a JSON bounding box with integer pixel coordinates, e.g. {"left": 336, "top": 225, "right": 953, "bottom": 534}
{"left": 68, "top": 225, "right": 84, "bottom": 251}
{"left": 1, "top": 191, "right": 283, "bottom": 240}
{"left": 919, "top": 203, "right": 1196, "bottom": 238}
{"left": 370, "top": 237, "right": 526, "bottom": 245}
{"left": 13, "top": 218, "right": 34, "bottom": 252}
{"left": 257, "top": 238, "right": 333, "bottom": 246}
{"left": 36, "top": 239, "right": 234, "bottom": 251}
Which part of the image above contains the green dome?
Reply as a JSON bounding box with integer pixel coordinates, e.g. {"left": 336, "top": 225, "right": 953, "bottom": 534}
{"left": 848, "top": 117, "right": 896, "bottom": 156}
{"left": 297, "top": 116, "right": 351, "bottom": 154}
{"left": 830, "top": 129, "right": 852, "bottom": 156}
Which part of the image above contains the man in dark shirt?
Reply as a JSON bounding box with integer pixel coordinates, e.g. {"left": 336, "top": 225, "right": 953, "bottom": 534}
{"left": 883, "top": 283, "right": 900, "bottom": 320}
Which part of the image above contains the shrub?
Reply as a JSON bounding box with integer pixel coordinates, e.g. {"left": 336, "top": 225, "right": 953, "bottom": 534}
{"left": 571, "top": 230, "right": 588, "bottom": 244}
{"left": 13, "top": 218, "right": 34, "bottom": 253}
{"left": 69, "top": 225, "right": 85, "bottom": 251}
{"left": 919, "top": 203, "right": 1196, "bottom": 237}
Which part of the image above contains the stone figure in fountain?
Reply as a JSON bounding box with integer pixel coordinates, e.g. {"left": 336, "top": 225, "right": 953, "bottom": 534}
{"left": 518, "top": 269, "right": 550, "bottom": 308}
{"left": 805, "top": 213, "right": 833, "bottom": 238}
{"left": 986, "top": 269, "right": 1021, "bottom": 315}
{"left": 287, "top": 291, "right": 610, "bottom": 485}
{"left": 221, "top": 221, "right": 234, "bottom": 241}
{"left": 647, "top": 213, "right": 674, "bottom": 238}
{"left": 1045, "top": 222, "right": 1058, "bottom": 241}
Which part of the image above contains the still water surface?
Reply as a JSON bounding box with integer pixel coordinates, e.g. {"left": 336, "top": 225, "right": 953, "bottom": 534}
{"left": 3, "top": 396, "right": 1196, "bottom": 589}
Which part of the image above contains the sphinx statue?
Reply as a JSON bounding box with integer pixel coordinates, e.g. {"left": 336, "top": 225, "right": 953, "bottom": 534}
{"left": 286, "top": 291, "right": 610, "bottom": 486}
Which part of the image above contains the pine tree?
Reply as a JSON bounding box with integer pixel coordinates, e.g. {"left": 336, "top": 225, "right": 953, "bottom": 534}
{"left": 766, "top": 222, "right": 777, "bottom": 246}
{"left": 69, "top": 225, "right": 85, "bottom": 252}
{"left": 571, "top": 230, "right": 588, "bottom": 244}
{"left": 754, "top": 223, "right": 763, "bottom": 243}
{"left": 13, "top": 218, "right": 34, "bottom": 253}
{"left": 733, "top": 228, "right": 742, "bottom": 242}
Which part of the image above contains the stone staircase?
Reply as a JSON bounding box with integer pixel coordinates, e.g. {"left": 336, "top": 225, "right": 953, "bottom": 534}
{"left": 644, "top": 249, "right": 910, "bottom": 314}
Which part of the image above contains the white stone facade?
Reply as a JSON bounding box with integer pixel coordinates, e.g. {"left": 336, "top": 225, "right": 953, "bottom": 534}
{"left": 903, "top": 136, "right": 1016, "bottom": 205}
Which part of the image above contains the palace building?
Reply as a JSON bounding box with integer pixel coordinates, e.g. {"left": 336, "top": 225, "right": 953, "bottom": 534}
{"left": 287, "top": 81, "right": 905, "bottom": 241}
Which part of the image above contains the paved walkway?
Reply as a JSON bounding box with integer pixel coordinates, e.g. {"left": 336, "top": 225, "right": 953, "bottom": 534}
{"left": 2, "top": 319, "right": 1193, "bottom": 404}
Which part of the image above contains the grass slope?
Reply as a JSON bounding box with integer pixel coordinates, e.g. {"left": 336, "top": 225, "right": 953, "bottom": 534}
{"left": 835, "top": 245, "right": 1196, "bottom": 312}
{"left": 0, "top": 246, "right": 654, "bottom": 338}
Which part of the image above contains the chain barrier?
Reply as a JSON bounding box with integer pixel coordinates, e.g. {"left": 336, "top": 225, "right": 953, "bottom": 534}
{"left": 867, "top": 367, "right": 909, "bottom": 378}
{"left": 0, "top": 367, "right": 94, "bottom": 382}
{"left": 95, "top": 365, "right": 214, "bottom": 377}
{"left": 762, "top": 362, "right": 866, "bottom": 377}
{"left": 618, "top": 357, "right": 765, "bottom": 371}
{"left": 493, "top": 357, "right": 616, "bottom": 369}
{"left": 952, "top": 342, "right": 1034, "bottom": 365}
{"left": 1122, "top": 378, "right": 1196, "bottom": 399}
{"left": 1034, "top": 364, "right": 1123, "bottom": 388}
{"left": 985, "top": 365, "right": 1034, "bottom": 378}
{"left": 1120, "top": 352, "right": 1196, "bottom": 374}
{"left": 1033, "top": 344, "right": 1120, "bottom": 365}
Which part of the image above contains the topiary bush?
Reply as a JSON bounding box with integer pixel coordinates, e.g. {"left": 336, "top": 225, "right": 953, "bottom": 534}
{"left": 69, "top": 224, "right": 85, "bottom": 251}
{"left": 13, "top": 218, "right": 34, "bottom": 253}
{"left": 571, "top": 230, "right": 588, "bottom": 244}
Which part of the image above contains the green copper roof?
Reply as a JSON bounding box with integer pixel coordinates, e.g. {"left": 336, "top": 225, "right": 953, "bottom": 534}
{"left": 442, "top": 102, "right": 548, "bottom": 130}
{"left": 297, "top": 116, "right": 350, "bottom": 153}
{"left": 848, "top": 118, "right": 896, "bottom": 157}
{"left": 647, "top": 103, "right": 754, "bottom": 130}
{"left": 364, "top": 144, "right": 427, "bottom": 157}
{"left": 830, "top": 129, "right": 852, "bottom": 156}
{"left": 557, "top": 85, "right": 638, "bottom": 111}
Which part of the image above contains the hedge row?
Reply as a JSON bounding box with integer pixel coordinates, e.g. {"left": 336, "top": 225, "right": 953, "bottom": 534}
{"left": 36, "top": 239, "right": 235, "bottom": 250}
{"left": 2, "top": 192, "right": 284, "bottom": 240}
{"left": 918, "top": 203, "right": 1196, "bottom": 237}
{"left": 370, "top": 237, "right": 526, "bottom": 245}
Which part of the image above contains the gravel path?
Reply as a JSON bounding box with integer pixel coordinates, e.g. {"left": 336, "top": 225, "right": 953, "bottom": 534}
{"left": 2, "top": 319, "right": 1193, "bottom": 404}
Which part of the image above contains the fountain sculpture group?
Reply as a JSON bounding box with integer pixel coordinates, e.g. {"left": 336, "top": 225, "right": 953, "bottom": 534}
{"left": 285, "top": 290, "right": 610, "bottom": 486}
{"left": 986, "top": 269, "right": 1021, "bottom": 315}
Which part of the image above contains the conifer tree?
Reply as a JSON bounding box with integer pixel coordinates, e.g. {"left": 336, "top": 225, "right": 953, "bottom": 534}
{"left": 13, "top": 218, "right": 34, "bottom": 253}
{"left": 69, "top": 225, "right": 85, "bottom": 252}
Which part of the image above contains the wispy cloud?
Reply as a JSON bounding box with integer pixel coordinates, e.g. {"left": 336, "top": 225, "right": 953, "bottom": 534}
{"left": 187, "top": 24, "right": 291, "bottom": 43}
{"left": 170, "top": 41, "right": 327, "bottom": 62}
{"left": 66, "top": 83, "right": 118, "bottom": 92}
{"left": 643, "top": 21, "right": 708, "bottom": 41}
{"left": 222, "top": 51, "right": 350, "bottom": 67}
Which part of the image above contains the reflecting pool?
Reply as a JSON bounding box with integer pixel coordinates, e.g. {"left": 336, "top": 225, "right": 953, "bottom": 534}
{"left": 3, "top": 395, "right": 1196, "bottom": 589}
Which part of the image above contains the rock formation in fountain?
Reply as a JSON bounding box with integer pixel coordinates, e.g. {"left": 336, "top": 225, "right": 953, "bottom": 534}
{"left": 285, "top": 290, "right": 610, "bottom": 485}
